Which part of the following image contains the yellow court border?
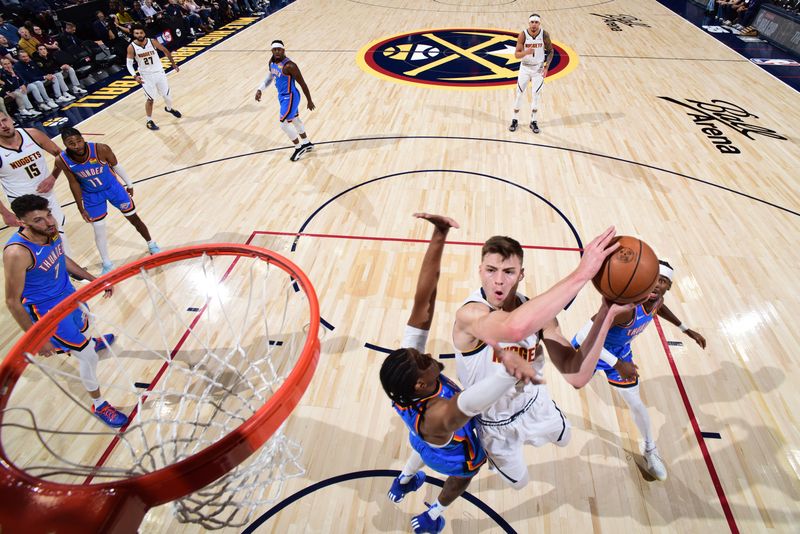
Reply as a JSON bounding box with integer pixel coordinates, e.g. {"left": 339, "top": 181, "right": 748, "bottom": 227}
{"left": 356, "top": 27, "right": 579, "bottom": 91}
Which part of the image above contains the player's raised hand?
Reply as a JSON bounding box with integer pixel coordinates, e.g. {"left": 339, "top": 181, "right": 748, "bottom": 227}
{"left": 307, "top": 99, "right": 316, "bottom": 111}
{"left": 494, "top": 347, "right": 543, "bottom": 385}
{"left": 413, "top": 212, "right": 459, "bottom": 233}
{"left": 575, "top": 226, "right": 619, "bottom": 282}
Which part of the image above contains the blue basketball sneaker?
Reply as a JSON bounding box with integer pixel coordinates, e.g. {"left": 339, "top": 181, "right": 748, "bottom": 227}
{"left": 93, "top": 334, "right": 115, "bottom": 352}
{"left": 411, "top": 508, "right": 445, "bottom": 534}
{"left": 148, "top": 242, "right": 161, "bottom": 254}
{"left": 388, "top": 471, "right": 425, "bottom": 503}
{"left": 92, "top": 401, "right": 127, "bottom": 428}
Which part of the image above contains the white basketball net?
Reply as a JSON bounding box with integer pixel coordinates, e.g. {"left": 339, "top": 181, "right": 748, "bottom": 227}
{"left": 0, "top": 251, "right": 315, "bottom": 529}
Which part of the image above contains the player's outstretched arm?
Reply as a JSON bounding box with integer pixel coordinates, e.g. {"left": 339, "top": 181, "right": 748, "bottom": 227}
{"left": 658, "top": 303, "right": 706, "bottom": 349}
{"left": 0, "top": 201, "right": 20, "bottom": 227}
{"left": 406, "top": 213, "right": 458, "bottom": 330}
{"left": 153, "top": 39, "right": 177, "bottom": 70}
{"left": 419, "top": 349, "right": 535, "bottom": 445}
{"left": 543, "top": 301, "right": 635, "bottom": 388}
{"left": 27, "top": 128, "right": 62, "bottom": 191}
{"left": 543, "top": 31, "right": 554, "bottom": 73}
{"left": 65, "top": 256, "right": 113, "bottom": 297}
{"left": 97, "top": 143, "right": 133, "bottom": 192}
{"left": 54, "top": 157, "right": 88, "bottom": 222}
{"left": 456, "top": 227, "right": 619, "bottom": 348}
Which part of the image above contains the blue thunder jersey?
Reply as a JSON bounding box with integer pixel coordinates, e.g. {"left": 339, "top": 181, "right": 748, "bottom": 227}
{"left": 394, "top": 374, "right": 486, "bottom": 478}
{"left": 599, "top": 301, "right": 660, "bottom": 360}
{"left": 59, "top": 143, "right": 118, "bottom": 193}
{"left": 270, "top": 57, "right": 298, "bottom": 97}
{"left": 4, "top": 231, "right": 71, "bottom": 305}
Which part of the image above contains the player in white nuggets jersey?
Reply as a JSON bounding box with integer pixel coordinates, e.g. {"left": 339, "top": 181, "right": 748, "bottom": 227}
{"left": 452, "top": 230, "right": 634, "bottom": 489}
{"left": 0, "top": 112, "right": 72, "bottom": 256}
{"left": 126, "top": 24, "right": 182, "bottom": 131}
{"left": 509, "top": 14, "right": 553, "bottom": 134}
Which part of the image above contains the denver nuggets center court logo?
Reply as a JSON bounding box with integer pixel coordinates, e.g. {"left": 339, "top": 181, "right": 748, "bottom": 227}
{"left": 357, "top": 29, "right": 577, "bottom": 89}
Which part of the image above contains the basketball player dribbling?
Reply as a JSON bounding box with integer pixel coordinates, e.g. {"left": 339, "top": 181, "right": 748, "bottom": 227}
{"left": 509, "top": 14, "right": 553, "bottom": 134}
{"left": 381, "top": 213, "right": 538, "bottom": 534}
{"left": 452, "top": 229, "right": 635, "bottom": 489}
{"left": 126, "top": 24, "right": 182, "bottom": 131}
{"left": 571, "top": 260, "right": 707, "bottom": 481}
{"left": 254, "top": 40, "right": 316, "bottom": 162}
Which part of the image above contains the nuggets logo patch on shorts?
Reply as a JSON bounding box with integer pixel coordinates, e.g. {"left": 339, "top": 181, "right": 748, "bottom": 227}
{"left": 357, "top": 28, "right": 578, "bottom": 89}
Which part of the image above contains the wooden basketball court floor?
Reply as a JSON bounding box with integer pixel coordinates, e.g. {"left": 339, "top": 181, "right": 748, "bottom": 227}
{"left": 1, "top": 0, "right": 799, "bottom": 532}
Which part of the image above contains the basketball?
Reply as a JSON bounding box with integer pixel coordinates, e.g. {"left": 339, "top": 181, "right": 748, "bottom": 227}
{"left": 592, "top": 236, "right": 659, "bottom": 304}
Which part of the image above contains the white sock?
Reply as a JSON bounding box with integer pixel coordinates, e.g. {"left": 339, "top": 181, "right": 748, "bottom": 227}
{"left": 427, "top": 499, "right": 446, "bottom": 520}
{"left": 531, "top": 109, "right": 538, "bottom": 122}
{"left": 73, "top": 343, "right": 100, "bottom": 392}
{"left": 93, "top": 397, "right": 106, "bottom": 408}
{"left": 618, "top": 385, "right": 655, "bottom": 450}
{"left": 92, "top": 219, "right": 112, "bottom": 265}
{"left": 146, "top": 115, "right": 152, "bottom": 121}
{"left": 163, "top": 94, "right": 173, "bottom": 109}
{"left": 399, "top": 450, "right": 424, "bottom": 483}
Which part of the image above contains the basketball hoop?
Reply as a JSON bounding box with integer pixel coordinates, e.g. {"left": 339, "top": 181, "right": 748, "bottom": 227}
{"left": 0, "top": 244, "right": 320, "bottom": 533}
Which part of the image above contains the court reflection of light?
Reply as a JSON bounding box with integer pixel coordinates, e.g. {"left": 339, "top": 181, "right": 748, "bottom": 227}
{"left": 189, "top": 269, "right": 229, "bottom": 300}
{"left": 720, "top": 304, "right": 776, "bottom": 362}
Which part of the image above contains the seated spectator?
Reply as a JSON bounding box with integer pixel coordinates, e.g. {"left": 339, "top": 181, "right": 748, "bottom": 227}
{"left": 93, "top": 11, "right": 128, "bottom": 59}
{"left": 13, "top": 51, "right": 65, "bottom": 107}
{"left": 17, "top": 27, "right": 41, "bottom": 57}
{"left": 34, "top": 44, "right": 87, "bottom": 98}
{"left": 113, "top": 1, "right": 137, "bottom": 35}
{"left": 183, "top": 0, "right": 215, "bottom": 31}
{"left": 141, "top": 0, "right": 165, "bottom": 20}
{"left": 0, "top": 35, "right": 17, "bottom": 64}
{"left": 0, "top": 15, "right": 19, "bottom": 47}
{"left": 32, "top": 25, "right": 59, "bottom": 51}
{"left": 1, "top": 75, "right": 38, "bottom": 118}
{"left": 1, "top": 57, "right": 47, "bottom": 115}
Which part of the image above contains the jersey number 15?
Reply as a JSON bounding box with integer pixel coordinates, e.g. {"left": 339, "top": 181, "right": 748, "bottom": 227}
{"left": 24, "top": 163, "right": 41, "bottom": 179}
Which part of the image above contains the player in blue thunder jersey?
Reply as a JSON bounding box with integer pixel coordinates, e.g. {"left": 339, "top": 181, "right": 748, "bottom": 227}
{"left": 380, "top": 213, "right": 538, "bottom": 534}
{"left": 3, "top": 194, "right": 127, "bottom": 428}
{"left": 571, "top": 260, "right": 707, "bottom": 481}
{"left": 254, "top": 40, "right": 316, "bottom": 162}
{"left": 55, "top": 127, "right": 161, "bottom": 275}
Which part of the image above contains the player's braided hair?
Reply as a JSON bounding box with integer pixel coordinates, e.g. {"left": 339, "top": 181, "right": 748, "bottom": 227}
{"left": 380, "top": 347, "right": 428, "bottom": 408}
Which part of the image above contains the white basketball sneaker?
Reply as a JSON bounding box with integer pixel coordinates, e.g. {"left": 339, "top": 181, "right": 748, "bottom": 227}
{"left": 641, "top": 442, "right": 667, "bottom": 481}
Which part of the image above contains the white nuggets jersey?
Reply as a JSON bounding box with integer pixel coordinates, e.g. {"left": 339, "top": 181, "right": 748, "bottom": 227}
{"left": 0, "top": 129, "right": 50, "bottom": 198}
{"left": 521, "top": 28, "right": 545, "bottom": 67}
{"left": 455, "top": 288, "right": 544, "bottom": 421}
{"left": 132, "top": 39, "right": 164, "bottom": 76}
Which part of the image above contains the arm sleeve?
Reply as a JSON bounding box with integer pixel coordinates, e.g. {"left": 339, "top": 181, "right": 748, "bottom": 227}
{"left": 258, "top": 71, "right": 273, "bottom": 91}
{"left": 126, "top": 57, "right": 137, "bottom": 77}
{"left": 456, "top": 368, "right": 516, "bottom": 417}
{"left": 401, "top": 325, "right": 429, "bottom": 353}
{"left": 112, "top": 164, "right": 132, "bottom": 187}
{"left": 574, "top": 319, "right": 618, "bottom": 367}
